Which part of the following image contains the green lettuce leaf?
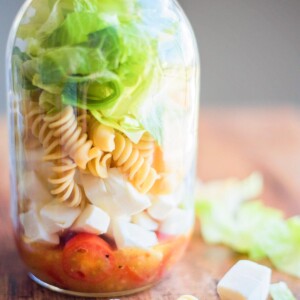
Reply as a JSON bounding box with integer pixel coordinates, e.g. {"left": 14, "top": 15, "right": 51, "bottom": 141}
{"left": 62, "top": 72, "right": 121, "bottom": 110}
{"left": 262, "top": 217, "right": 300, "bottom": 278}
{"left": 12, "top": 47, "right": 37, "bottom": 90}
{"left": 92, "top": 110, "right": 145, "bottom": 143}
{"left": 36, "top": 46, "right": 107, "bottom": 85}
{"left": 42, "top": 12, "right": 107, "bottom": 48}
{"left": 17, "top": 0, "right": 53, "bottom": 39}
{"left": 195, "top": 173, "right": 300, "bottom": 278}
{"left": 270, "top": 282, "right": 296, "bottom": 300}
{"left": 72, "top": 0, "right": 136, "bottom": 15}
{"left": 39, "top": 90, "right": 63, "bottom": 114}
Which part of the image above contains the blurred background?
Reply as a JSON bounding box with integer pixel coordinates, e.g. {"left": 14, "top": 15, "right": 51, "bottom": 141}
{"left": 0, "top": 0, "right": 299, "bottom": 115}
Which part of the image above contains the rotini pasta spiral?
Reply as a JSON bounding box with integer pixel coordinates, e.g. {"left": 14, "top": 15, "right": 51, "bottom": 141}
{"left": 134, "top": 132, "right": 156, "bottom": 162}
{"left": 45, "top": 106, "right": 98, "bottom": 169}
{"left": 23, "top": 101, "right": 41, "bottom": 149}
{"left": 45, "top": 106, "right": 112, "bottom": 178}
{"left": 77, "top": 109, "right": 91, "bottom": 134}
{"left": 89, "top": 118, "right": 115, "bottom": 152}
{"left": 86, "top": 152, "right": 112, "bottom": 178}
{"left": 26, "top": 102, "right": 66, "bottom": 161}
{"left": 112, "top": 132, "right": 159, "bottom": 193}
{"left": 48, "top": 158, "right": 83, "bottom": 207}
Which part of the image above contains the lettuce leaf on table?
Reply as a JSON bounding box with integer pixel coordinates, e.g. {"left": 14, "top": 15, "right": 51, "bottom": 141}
{"left": 195, "top": 173, "right": 300, "bottom": 279}
{"left": 270, "top": 282, "right": 296, "bottom": 300}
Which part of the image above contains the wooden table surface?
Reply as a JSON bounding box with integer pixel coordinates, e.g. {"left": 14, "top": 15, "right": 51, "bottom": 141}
{"left": 1, "top": 108, "right": 300, "bottom": 300}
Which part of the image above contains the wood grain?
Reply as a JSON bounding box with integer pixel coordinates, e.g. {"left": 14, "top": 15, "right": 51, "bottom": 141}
{"left": 1, "top": 108, "right": 300, "bottom": 300}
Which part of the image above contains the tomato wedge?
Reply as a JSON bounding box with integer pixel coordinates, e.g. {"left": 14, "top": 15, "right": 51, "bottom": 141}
{"left": 62, "top": 233, "right": 114, "bottom": 282}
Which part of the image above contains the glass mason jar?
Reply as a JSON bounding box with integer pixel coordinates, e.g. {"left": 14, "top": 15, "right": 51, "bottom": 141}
{"left": 6, "top": 0, "right": 200, "bottom": 297}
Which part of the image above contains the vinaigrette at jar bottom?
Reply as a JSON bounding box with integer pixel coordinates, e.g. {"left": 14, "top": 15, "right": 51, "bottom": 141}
{"left": 8, "top": 0, "right": 199, "bottom": 296}
{"left": 17, "top": 232, "right": 190, "bottom": 293}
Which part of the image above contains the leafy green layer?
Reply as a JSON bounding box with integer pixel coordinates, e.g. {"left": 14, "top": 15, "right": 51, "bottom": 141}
{"left": 15, "top": 0, "right": 168, "bottom": 143}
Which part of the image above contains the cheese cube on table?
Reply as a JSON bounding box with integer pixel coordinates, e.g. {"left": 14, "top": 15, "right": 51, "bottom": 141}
{"left": 217, "top": 260, "right": 271, "bottom": 300}
{"left": 113, "top": 219, "right": 158, "bottom": 249}
{"left": 132, "top": 212, "right": 159, "bottom": 231}
{"left": 40, "top": 201, "right": 81, "bottom": 234}
{"left": 72, "top": 204, "right": 110, "bottom": 235}
{"left": 20, "top": 210, "right": 59, "bottom": 245}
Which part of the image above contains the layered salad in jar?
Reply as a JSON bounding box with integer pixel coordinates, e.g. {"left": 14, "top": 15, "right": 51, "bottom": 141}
{"left": 10, "top": 0, "right": 197, "bottom": 294}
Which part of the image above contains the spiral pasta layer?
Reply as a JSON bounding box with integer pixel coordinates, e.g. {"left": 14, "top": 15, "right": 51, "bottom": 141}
{"left": 48, "top": 158, "right": 83, "bottom": 207}
{"left": 112, "top": 132, "right": 159, "bottom": 193}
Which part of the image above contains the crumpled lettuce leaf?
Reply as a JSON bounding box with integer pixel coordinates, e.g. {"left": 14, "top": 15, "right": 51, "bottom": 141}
{"left": 270, "top": 282, "right": 296, "bottom": 300}
{"left": 195, "top": 172, "right": 300, "bottom": 278}
{"left": 92, "top": 110, "right": 145, "bottom": 144}
{"left": 42, "top": 12, "right": 107, "bottom": 47}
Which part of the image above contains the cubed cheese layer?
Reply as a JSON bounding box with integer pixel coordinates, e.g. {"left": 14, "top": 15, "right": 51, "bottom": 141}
{"left": 217, "top": 260, "right": 271, "bottom": 300}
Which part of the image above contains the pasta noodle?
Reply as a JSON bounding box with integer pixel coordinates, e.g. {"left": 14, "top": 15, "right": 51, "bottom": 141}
{"left": 134, "top": 132, "right": 156, "bottom": 162}
{"left": 77, "top": 109, "right": 90, "bottom": 134}
{"left": 45, "top": 106, "right": 112, "bottom": 178}
{"left": 23, "top": 101, "right": 40, "bottom": 149}
{"left": 48, "top": 158, "right": 83, "bottom": 207}
{"left": 86, "top": 152, "right": 112, "bottom": 178}
{"left": 45, "top": 106, "right": 99, "bottom": 169}
{"left": 112, "top": 132, "right": 159, "bottom": 193}
{"left": 89, "top": 118, "right": 116, "bottom": 152}
{"left": 150, "top": 173, "right": 176, "bottom": 195}
{"left": 26, "top": 102, "right": 66, "bottom": 161}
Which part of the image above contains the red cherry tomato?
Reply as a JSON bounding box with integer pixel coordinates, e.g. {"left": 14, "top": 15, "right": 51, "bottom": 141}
{"left": 62, "top": 233, "right": 115, "bottom": 282}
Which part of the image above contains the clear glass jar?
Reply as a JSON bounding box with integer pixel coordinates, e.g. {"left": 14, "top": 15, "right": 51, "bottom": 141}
{"left": 6, "top": 0, "right": 200, "bottom": 297}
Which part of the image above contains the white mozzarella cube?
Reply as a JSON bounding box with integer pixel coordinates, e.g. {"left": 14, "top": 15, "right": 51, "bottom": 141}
{"left": 107, "top": 216, "right": 131, "bottom": 237}
{"left": 217, "top": 260, "right": 271, "bottom": 300}
{"left": 72, "top": 204, "right": 110, "bottom": 235}
{"left": 132, "top": 212, "right": 159, "bottom": 231}
{"left": 113, "top": 219, "right": 158, "bottom": 249}
{"left": 81, "top": 169, "right": 151, "bottom": 217}
{"left": 40, "top": 201, "right": 81, "bottom": 234}
{"left": 159, "top": 208, "right": 194, "bottom": 236}
{"left": 20, "top": 171, "right": 52, "bottom": 207}
{"left": 148, "top": 194, "right": 177, "bottom": 221}
{"left": 20, "top": 210, "right": 59, "bottom": 245}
